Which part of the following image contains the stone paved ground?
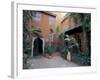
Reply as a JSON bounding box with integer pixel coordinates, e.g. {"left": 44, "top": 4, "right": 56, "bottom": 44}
{"left": 28, "top": 55, "right": 79, "bottom": 69}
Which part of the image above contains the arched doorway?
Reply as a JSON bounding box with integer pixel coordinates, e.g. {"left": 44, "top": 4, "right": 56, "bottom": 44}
{"left": 32, "top": 37, "right": 44, "bottom": 56}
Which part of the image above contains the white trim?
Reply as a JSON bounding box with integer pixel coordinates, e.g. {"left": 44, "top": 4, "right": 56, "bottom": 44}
{"left": 31, "top": 37, "right": 37, "bottom": 57}
{"left": 11, "top": 1, "right": 18, "bottom": 78}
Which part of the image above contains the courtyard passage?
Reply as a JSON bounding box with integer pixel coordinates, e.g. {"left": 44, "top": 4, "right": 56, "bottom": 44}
{"left": 28, "top": 54, "right": 79, "bottom": 69}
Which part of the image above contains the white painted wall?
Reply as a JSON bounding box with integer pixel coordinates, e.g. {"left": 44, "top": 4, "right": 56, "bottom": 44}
{"left": 0, "top": 0, "right": 100, "bottom": 80}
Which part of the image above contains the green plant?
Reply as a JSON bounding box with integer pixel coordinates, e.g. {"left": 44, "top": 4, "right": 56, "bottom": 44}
{"left": 44, "top": 44, "right": 53, "bottom": 55}
{"left": 79, "top": 53, "right": 91, "bottom": 65}
{"left": 56, "top": 25, "right": 60, "bottom": 33}
{"left": 71, "top": 52, "right": 91, "bottom": 66}
{"left": 56, "top": 45, "right": 62, "bottom": 52}
{"left": 61, "top": 46, "right": 68, "bottom": 59}
{"left": 23, "top": 10, "right": 33, "bottom": 55}
{"left": 59, "top": 32, "right": 65, "bottom": 41}
{"left": 24, "top": 48, "right": 31, "bottom": 55}
{"left": 23, "top": 53, "right": 31, "bottom": 69}
{"left": 32, "top": 27, "right": 41, "bottom": 33}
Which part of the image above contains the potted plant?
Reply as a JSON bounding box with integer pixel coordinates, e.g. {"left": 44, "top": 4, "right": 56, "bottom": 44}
{"left": 44, "top": 43, "right": 53, "bottom": 59}
{"left": 64, "top": 35, "right": 79, "bottom": 62}
{"left": 64, "top": 35, "right": 71, "bottom": 61}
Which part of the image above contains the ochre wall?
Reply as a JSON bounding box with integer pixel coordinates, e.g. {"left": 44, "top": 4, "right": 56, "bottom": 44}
{"left": 61, "top": 18, "right": 71, "bottom": 30}
{"left": 61, "top": 18, "right": 76, "bottom": 31}
{"left": 28, "top": 12, "right": 56, "bottom": 40}
{"left": 40, "top": 13, "right": 50, "bottom": 40}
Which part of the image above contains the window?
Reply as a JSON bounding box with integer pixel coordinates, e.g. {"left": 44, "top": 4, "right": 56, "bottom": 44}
{"left": 32, "top": 11, "right": 41, "bottom": 21}
{"left": 49, "top": 16, "right": 55, "bottom": 26}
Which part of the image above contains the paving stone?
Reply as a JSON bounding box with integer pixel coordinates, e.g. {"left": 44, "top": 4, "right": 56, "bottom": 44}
{"left": 28, "top": 56, "right": 79, "bottom": 69}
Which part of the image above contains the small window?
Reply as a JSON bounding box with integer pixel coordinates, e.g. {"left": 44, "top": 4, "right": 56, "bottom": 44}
{"left": 49, "top": 16, "right": 55, "bottom": 26}
{"left": 32, "top": 12, "right": 41, "bottom": 21}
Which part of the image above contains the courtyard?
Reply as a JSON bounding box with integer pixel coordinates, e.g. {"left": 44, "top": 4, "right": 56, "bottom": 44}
{"left": 23, "top": 11, "right": 91, "bottom": 69}
{"left": 26, "top": 52, "right": 79, "bottom": 69}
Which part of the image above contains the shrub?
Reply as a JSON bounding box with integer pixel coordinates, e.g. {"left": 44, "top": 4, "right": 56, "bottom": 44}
{"left": 72, "top": 52, "right": 91, "bottom": 66}
{"left": 23, "top": 53, "right": 31, "bottom": 69}
{"left": 24, "top": 48, "right": 31, "bottom": 55}
{"left": 61, "top": 46, "right": 68, "bottom": 59}
{"left": 44, "top": 44, "right": 53, "bottom": 55}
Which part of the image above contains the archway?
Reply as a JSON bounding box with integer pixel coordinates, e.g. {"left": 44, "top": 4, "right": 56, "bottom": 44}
{"left": 32, "top": 37, "right": 44, "bottom": 56}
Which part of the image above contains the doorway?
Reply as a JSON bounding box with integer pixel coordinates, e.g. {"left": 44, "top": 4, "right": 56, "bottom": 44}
{"left": 32, "top": 37, "right": 44, "bottom": 56}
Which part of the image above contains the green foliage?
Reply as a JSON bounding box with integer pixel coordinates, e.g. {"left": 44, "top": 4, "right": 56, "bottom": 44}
{"left": 23, "top": 10, "right": 33, "bottom": 56}
{"left": 59, "top": 32, "right": 65, "bottom": 41}
{"left": 56, "top": 25, "right": 60, "bottom": 32}
{"left": 61, "top": 47, "right": 68, "bottom": 59}
{"left": 61, "top": 13, "right": 91, "bottom": 64}
{"left": 72, "top": 52, "right": 91, "bottom": 66}
{"left": 44, "top": 44, "right": 53, "bottom": 55}
{"left": 24, "top": 48, "right": 31, "bottom": 55}
{"left": 64, "top": 13, "right": 91, "bottom": 31}
{"left": 23, "top": 53, "right": 31, "bottom": 69}
{"left": 32, "top": 27, "right": 41, "bottom": 33}
{"left": 23, "top": 11, "right": 42, "bottom": 58}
